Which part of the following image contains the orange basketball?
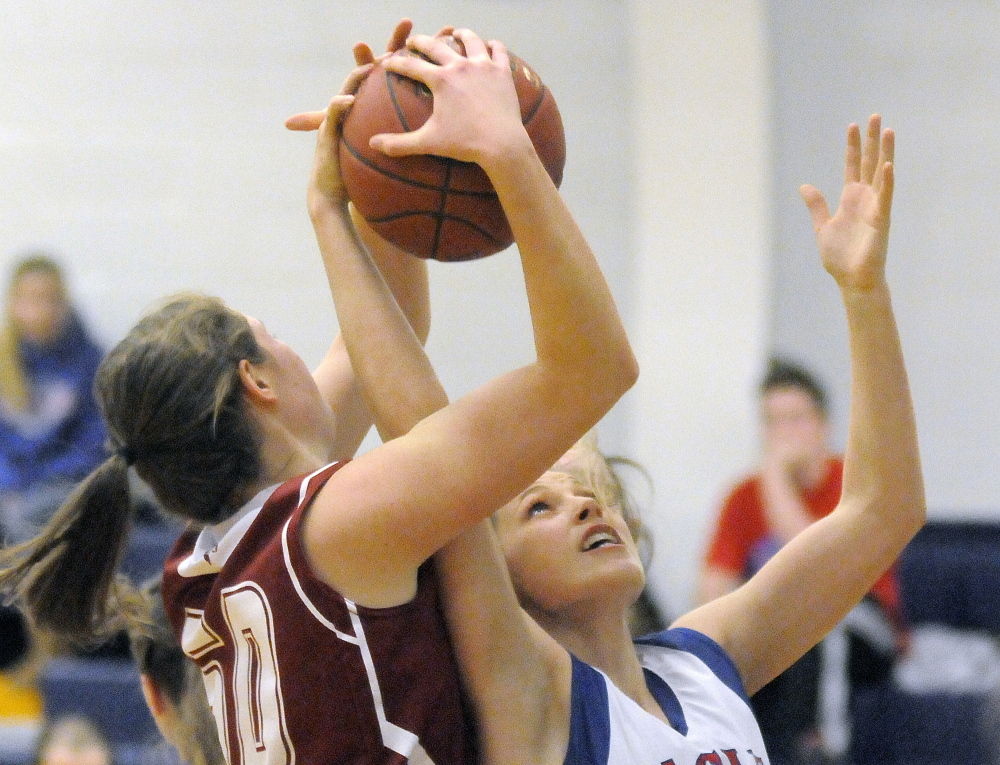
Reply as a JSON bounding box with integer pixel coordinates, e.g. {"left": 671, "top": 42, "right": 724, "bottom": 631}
{"left": 340, "top": 43, "right": 566, "bottom": 261}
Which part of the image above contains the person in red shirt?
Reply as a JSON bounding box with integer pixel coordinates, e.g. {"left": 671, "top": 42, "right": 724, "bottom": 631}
{"left": 699, "top": 358, "right": 904, "bottom": 765}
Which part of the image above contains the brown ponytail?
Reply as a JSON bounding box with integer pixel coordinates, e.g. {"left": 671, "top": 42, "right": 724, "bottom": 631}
{"left": 0, "top": 292, "right": 266, "bottom": 644}
{"left": 0, "top": 453, "right": 135, "bottom": 642}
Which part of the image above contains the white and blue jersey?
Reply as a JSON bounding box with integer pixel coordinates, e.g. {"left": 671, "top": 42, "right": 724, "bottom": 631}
{"left": 565, "top": 628, "right": 769, "bottom": 765}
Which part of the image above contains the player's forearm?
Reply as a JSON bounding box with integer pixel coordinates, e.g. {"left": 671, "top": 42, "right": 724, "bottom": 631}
{"left": 312, "top": 202, "right": 446, "bottom": 441}
{"left": 350, "top": 205, "right": 430, "bottom": 345}
{"left": 485, "top": 146, "right": 638, "bottom": 411}
{"left": 840, "top": 283, "right": 925, "bottom": 542}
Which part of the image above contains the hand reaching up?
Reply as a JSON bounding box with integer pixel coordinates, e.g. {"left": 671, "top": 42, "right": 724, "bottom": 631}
{"left": 799, "top": 115, "right": 895, "bottom": 294}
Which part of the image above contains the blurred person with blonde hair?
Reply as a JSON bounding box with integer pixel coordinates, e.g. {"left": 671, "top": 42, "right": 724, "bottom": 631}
{"left": 33, "top": 714, "right": 113, "bottom": 765}
{"left": 0, "top": 253, "right": 106, "bottom": 544}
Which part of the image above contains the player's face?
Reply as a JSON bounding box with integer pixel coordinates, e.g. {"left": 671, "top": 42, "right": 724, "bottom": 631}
{"left": 494, "top": 471, "right": 645, "bottom": 617}
{"left": 244, "top": 315, "right": 337, "bottom": 445}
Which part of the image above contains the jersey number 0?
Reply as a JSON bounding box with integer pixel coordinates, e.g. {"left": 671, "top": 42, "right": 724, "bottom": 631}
{"left": 183, "top": 583, "right": 295, "bottom": 765}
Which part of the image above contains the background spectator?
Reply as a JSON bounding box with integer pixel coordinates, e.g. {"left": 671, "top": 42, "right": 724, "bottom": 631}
{"left": 0, "top": 253, "right": 106, "bottom": 544}
{"left": 698, "top": 357, "right": 905, "bottom": 764}
{"left": 33, "top": 714, "right": 113, "bottom": 765}
{"left": 128, "top": 579, "right": 224, "bottom": 765}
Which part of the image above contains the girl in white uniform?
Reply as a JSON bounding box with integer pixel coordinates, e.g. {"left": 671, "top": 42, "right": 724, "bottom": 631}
{"left": 342, "top": 76, "right": 923, "bottom": 764}
{"left": 440, "top": 114, "right": 922, "bottom": 765}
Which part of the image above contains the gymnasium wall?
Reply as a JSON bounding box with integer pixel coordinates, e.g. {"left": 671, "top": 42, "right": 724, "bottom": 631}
{"left": 5, "top": 1, "right": 989, "bottom": 617}
{"left": 768, "top": 1, "right": 1000, "bottom": 520}
{"left": 0, "top": 0, "right": 777, "bottom": 616}
{"left": 0, "top": 0, "right": 636, "bottom": 447}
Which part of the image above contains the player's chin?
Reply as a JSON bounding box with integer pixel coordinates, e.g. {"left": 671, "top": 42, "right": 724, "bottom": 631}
{"left": 587, "top": 552, "right": 645, "bottom": 590}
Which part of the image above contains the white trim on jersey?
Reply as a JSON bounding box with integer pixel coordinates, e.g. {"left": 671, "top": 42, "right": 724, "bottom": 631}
{"left": 280, "top": 520, "right": 359, "bottom": 645}
{"left": 297, "top": 463, "right": 333, "bottom": 509}
{"left": 280, "top": 518, "right": 436, "bottom": 765}
{"left": 346, "top": 603, "right": 435, "bottom": 765}
{"left": 176, "top": 483, "right": 280, "bottom": 578}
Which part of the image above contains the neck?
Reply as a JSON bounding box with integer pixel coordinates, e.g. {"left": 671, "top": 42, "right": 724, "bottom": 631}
{"left": 532, "top": 601, "right": 653, "bottom": 711}
{"left": 254, "top": 419, "right": 334, "bottom": 495}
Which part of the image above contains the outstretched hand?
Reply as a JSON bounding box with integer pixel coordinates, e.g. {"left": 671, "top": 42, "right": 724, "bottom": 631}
{"left": 799, "top": 115, "right": 895, "bottom": 293}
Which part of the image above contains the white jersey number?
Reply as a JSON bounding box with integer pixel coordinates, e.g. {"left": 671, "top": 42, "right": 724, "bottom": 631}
{"left": 184, "top": 583, "right": 295, "bottom": 765}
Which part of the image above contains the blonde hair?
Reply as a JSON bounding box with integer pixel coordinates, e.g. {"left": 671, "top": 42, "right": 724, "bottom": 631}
{"left": 0, "top": 254, "right": 68, "bottom": 412}
{"left": 0, "top": 324, "right": 28, "bottom": 411}
{"left": 550, "top": 431, "right": 652, "bottom": 564}
{"left": 34, "top": 714, "right": 112, "bottom": 765}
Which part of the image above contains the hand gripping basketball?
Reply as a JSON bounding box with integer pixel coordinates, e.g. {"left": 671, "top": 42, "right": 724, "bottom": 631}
{"left": 339, "top": 34, "right": 566, "bottom": 262}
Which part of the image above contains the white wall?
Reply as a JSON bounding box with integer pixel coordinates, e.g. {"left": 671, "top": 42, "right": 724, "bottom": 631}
{"left": 0, "top": 0, "right": 776, "bottom": 618}
{"left": 0, "top": 0, "right": 634, "bottom": 450}
{"left": 769, "top": 1, "right": 1000, "bottom": 519}
{"left": 628, "top": 0, "right": 772, "bottom": 616}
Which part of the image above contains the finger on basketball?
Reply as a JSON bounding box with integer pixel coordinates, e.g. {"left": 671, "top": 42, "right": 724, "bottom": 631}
{"left": 382, "top": 53, "right": 436, "bottom": 86}
{"left": 328, "top": 94, "right": 355, "bottom": 121}
{"left": 340, "top": 63, "right": 374, "bottom": 96}
{"left": 354, "top": 42, "right": 375, "bottom": 66}
{"left": 385, "top": 19, "right": 413, "bottom": 53}
{"left": 286, "top": 110, "right": 326, "bottom": 131}
{"left": 370, "top": 127, "right": 425, "bottom": 157}
{"left": 453, "top": 29, "right": 488, "bottom": 59}
{"left": 405, "top": 33, "right": 462, "bottom": 64}
{"left": 339, "top": 39, "right": 566, "bottom": 261}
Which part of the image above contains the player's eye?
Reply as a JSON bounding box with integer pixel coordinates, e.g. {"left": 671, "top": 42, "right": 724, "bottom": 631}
{"left": 526, "top": 501, "right": 550, "bottom": 517}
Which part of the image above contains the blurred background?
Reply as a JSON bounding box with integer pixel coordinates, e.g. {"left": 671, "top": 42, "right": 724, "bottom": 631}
{"left": 1, "top": 1, "right": 999, "bottom": 762}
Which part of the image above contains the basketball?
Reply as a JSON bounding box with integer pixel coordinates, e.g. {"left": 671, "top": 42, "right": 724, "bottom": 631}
{"left": 340, "top": 42, "right": 566, "bottom": 262}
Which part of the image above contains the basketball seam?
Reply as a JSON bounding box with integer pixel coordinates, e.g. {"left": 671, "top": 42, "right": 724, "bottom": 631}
{"left": 341, "top": 138, "right": 498, "bottom": 198}
{"left": 522, "top": 85, "right": 548, "bottom": 126}
{"left": 386, "top": 70, "right": 415, "bottom": 132}
{"left": 364, "top": 210, "right": 505, "bottom": 244}
{"left": 431, "top": 162, "right": 452, "bottom": 257}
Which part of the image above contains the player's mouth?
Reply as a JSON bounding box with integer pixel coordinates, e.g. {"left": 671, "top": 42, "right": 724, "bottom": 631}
{"left": 581, "top": 524, "right": 623, "bottom": 552}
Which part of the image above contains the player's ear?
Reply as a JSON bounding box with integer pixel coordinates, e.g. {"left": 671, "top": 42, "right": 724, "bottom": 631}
{"left": 238, "top": 359, "right": 278, "bottom": 404}
{"left": 140, "top": 674, "right": 168, "bottom": 718}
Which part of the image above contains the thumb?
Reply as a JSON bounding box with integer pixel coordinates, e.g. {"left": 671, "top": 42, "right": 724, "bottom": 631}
{"left": 799, "top": 184, "right": 831, "bottom": 233}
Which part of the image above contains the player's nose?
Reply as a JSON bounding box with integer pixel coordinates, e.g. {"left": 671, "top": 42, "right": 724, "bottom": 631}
{"left": 576, "top": 497, "right": 602, "bottom": 522}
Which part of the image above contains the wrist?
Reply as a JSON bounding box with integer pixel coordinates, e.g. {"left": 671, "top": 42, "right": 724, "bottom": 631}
{"left": 478, "top": 133, "right": 539, "bottom": 188}
{"left": 308, "top": 191, "right": 350, "bottom": 224}
{"left": 839, "top": 279, "right": 892, "bottom": 307}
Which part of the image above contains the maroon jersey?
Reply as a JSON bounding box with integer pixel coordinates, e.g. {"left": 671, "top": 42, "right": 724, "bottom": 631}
{"left": 161, "top": 462, "right": 475, "bottom": 765}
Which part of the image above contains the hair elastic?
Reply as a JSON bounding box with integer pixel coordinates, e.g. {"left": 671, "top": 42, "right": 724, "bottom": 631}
{"left": 117, "top": 444, "right": 138, "bottom": 466}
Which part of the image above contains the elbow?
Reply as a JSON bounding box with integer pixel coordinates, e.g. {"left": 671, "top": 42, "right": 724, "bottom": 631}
{"left": 607, "top": 347, "right": 639, "bottom": 400}
{"left": 591, "top": 351, "right": 638, "bottom": 413}
{"left": 621, "top": 350, "right": 640, "bottom": 393}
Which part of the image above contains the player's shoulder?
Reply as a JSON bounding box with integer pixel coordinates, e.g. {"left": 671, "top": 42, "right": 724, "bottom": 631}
{"left": 635, "top": 627, "right": 749, "bottom": 703}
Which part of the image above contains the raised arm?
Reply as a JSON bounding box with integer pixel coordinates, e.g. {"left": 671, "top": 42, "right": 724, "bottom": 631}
{"left": 298, "top": 29, "right": 637, "bottom": 609}
{"left": 676, "top": 116, "right": 925, "bottom": 694}
{"left": 305, "top": 19, "right": 434, "bottom": 459}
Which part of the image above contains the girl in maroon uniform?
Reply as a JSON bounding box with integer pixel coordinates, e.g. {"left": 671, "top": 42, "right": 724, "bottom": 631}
{"left": 0, "top": 22, "right": 637, "bottom": 765}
